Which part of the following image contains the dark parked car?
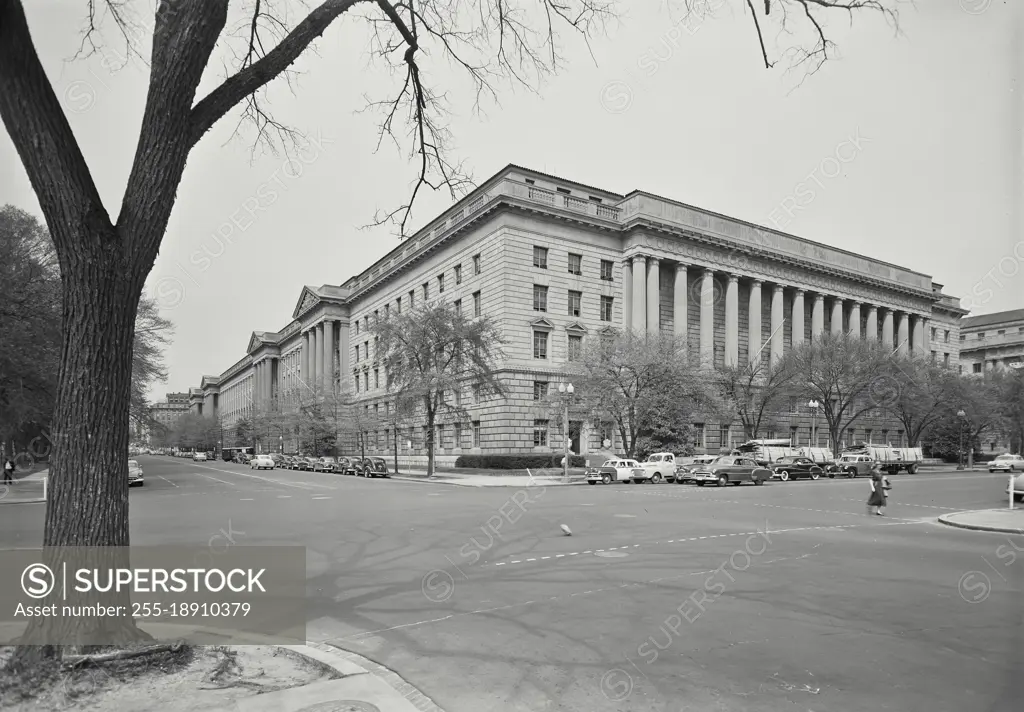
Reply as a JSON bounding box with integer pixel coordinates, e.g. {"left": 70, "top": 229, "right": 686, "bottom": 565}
{"left": 336, "top": 457, "right": 357, "bottom": 475}
{"left": 291, "top": 456, "right": 309, "bottom": 471}
{"left": 269, "top": 453, "right": 285, "bottom": 468}
{"left": 302, "top": 456, "right": 320, "bottom": 471}
{"left": 357, "top": 457, "right": 389, "bottom": 478}
{"left": 770, "top": 456, "right": 823, "bottom": 482}
{"left": 315, "top": 456, "right": 338, "bottom": 473}
{"left": 691, "top": 456, "right": 770, "bottom": 487}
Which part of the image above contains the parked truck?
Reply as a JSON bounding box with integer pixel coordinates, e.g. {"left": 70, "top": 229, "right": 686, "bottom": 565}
{"left": 732, "top": 439, "right": 798, "bottom": 466}
{"left": 826, "top": 443, "right": 923, "bottom": 477}
{"left": 796, "top": 446, "right": 834, "bottom": 465}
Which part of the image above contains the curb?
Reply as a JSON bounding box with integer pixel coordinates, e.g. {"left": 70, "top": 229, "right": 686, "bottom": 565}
{"left": 937, "top": 512, "right": 1024, "bottom": 535}
{"left": 308, "top": 641, "right": 446, "bottom": 712}
{"left": 0, "top": 498, "right": 45, "bottom": 505}
{"left": 388, "top": 475, "right": 586, "bottom": 487}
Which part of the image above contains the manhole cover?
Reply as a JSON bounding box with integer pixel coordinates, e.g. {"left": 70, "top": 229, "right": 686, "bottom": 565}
{"left": 296, "top": 703, "right": 382, "bottom": 712}
{"left": 594, "top": 551, "right": 629, "bottom": 558}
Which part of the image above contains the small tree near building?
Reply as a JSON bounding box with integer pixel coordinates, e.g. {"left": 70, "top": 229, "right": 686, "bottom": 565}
{"left": 717, "top": 357, "right": 798, "bottom": 441}
{"left": 374, "top": 302, "right": 505, "bottom": 477}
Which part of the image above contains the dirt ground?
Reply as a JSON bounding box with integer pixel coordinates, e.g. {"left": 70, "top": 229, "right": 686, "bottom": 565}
{"left": 0, "top": 645, "right": 338, "bottom": 711}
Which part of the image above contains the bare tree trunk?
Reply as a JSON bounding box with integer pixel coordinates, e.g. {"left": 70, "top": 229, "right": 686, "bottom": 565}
{"left": 426, "top": 408, "right": 435, "bottom": 477}
{"left": 393, "top": 427, "right": 399, "bottom": 474}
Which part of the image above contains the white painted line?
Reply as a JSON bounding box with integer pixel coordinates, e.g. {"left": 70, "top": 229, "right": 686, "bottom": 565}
{"left": 495, "top": 562, "right": 506, "bottom": 566}
{"left": 157, "top": 475, "right": 179, "bottom": 487}
{"left": 191, "top": 472, "right": 238, "bottom": 487}
{"left": 277, "top": 495, "right": 292, "bottom": 499}
{"left": 240, "top": 498, "right": 254, "bottom": 501}
{"left": 193, "top": 463, "right": 333, "bottom": 491}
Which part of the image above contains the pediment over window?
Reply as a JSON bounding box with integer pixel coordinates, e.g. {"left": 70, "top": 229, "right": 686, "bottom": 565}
{"left": 565, "top": 321, "right": 588, "bottom": 335}
{"left": 530, "top": 317, "right": 555, "bottom": 332}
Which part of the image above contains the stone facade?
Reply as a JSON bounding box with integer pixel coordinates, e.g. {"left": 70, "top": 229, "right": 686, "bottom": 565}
{"left": 959, "top": 308, "right": 1024, "bottom": 374}
{"left": 191, "top": 164, "right": 969, "bottom": 460}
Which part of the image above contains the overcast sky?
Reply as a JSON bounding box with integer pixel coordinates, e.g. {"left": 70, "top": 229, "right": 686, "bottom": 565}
{"left": 0, "top": 1, "right": 1018, "bottom": 402}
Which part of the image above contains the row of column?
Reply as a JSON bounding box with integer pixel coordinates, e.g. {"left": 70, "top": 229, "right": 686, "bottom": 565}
{"left": 253, "top": 319, "right": 354, "bottom": 407}
{"left": 622, "top": 254, "right": 929, "bottom": 367}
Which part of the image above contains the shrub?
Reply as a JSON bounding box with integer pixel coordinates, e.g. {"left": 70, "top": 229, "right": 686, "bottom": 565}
{"left": 454, "top": 454, "right": 586, "bottom": 469}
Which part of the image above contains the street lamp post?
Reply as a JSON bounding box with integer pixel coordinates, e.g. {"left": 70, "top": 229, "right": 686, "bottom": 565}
{"left": 956, "top": 409, "right": 966, "bottom": 470}
{"left": 807, "top": 399, "right": 821, "bottom": 448}
{"left": 558, "top": 382, "right": 575, "bottom": 484}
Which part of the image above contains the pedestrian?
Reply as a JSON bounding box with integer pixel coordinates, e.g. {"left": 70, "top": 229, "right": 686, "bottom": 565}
{"left": 3, "top": 457, "right": 13, "bottom": 484}
{"left": 866, "top": 463, "right": 891, "bottom": 516}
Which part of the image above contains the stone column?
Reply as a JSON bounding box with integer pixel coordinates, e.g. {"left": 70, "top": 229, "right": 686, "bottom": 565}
{"left": 912, "top": 316, "right": 925, "bottom": 354}
{"left": 831, "top": 298, "right": 844, "bottom": 335}
{"left": 301, "top": 331, "right": 310, "bottom": 390}
{"left": 849, "top": 303, "right": 862, "bottom": 339}
{"left": 310, "top": 326, "right": 320, "bottom": 387}
{"left": 897, "top": 312, "right": 910, "bottom": 356}
{"left": 632, "top": 255, "right": 647, "bottom": 335}
{"left": 338, "top": 322, "right": 350, "bottom": 392}
{"left": 673, "top": 263, "right": 688, "bottom": 347}
{"left": 770, "top": 285, "right": 784, "bottom": 366}
{"left": 646, "top": 257, "right": 661, "bottom": 333}
{"left": 812, "top": 294, "right": 825, "bottom": 338}
{"left": 748, "top": 279, "right": 763, "bottom": 363}
{"left": 323, "top": 320, "right": 335, "bottom": 391}
{"left": 881, "top": 309, "right": 894, "bottom": 348}
{"left": 622, "top": 259, "right": 633, "bottom": 331}
{"left": 866, "top": 306, "right": 878, "bottom": 342}
{"left": 791, "top": 289, "right": 805, "bottom": 348}
{"left": 699, "top": 269, "right": 715, "bottom": 368}
{"left": 269, "top": 358, "right": 277, "bottom": 402}
{"left": 725, "top": 274, "right": 739, "bottom": 367}
{"left": 253, "top": 362, "right": 261, "bottom": 407}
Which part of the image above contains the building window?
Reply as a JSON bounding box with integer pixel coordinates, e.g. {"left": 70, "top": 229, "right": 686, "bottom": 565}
{"left": 897, "top": 430, "right": 905, "bottom": 446}
{"left": 454, "top": 422, "right": 462, "bottom": 448}
{"left": 533, "top": 331, "right": 549, "bottom": 359}
{"left": 533, "top": 420, "right": 549, "bottom": 447}
{"left": 533, "top": 246, "right": 548, "bottom": 269}
{"left": 973, "top": 363, "right": 982, "bottom": 373}
{"left": 473, "top": 291, "right": 481, "bottom": 317}
{"left": 600, "top": 259, "right": 613, "bottom": 281}
{"left": 384, "top": 304, "right": 390, "bottom": 318}
{"left": 374, "top": 309, "right": 379, "bottom": 323}
{"left": 998, "top": 329, "right": 1005, "bottom": 335}
{"left": 944, "top": 353, "right": 950, "bottom": 367}
{"left": 374, "top": 369, "right": 379, "bottom": 388}
{"left": 355, "top": 320, "right": 360, "bottom": 336}
{"left": 354, "top": 372, "right": 360, "bottom": 393}
{"left": 455, "top": 264, "right": 462, "bottom": 285}
{"left": 719, "top": 425, "right": 730, "bottom": 450}
{"left": 978, "top": 332, "right": 985, "bottom": 338}
{"left": 355, "top": 345, "right": 360, "bottom": 362}
{"left": 865, "top": 429, "right": 872, "bottom": 443}
{"left": 960, "top": 334, "right": 966, "bottom": 341}
{"left": 397, "top": 296, "right": 401, "bottom": 314}
{"left": 931, "top": 350, "right": 936, "bottom": 362}
{"left": 472, "top": 420, "right": 481, "bottom": 447}
{"left": 568, "top": 290, "right": 582, "bottom": 317}
{"left": 454, "top": 299, "right": 462, "bottom": 316}
{"left": 931, "top": 327, "right": 936, "bottom": 341}
{"left": 422, "top": 282, "right": 429, "bottom": 300}
{"left": 568, "top": 253, "right": 582, "bottom": 275}
{"left": 533, "top": 284, "right": 548, "bottom": 312}
{"left": 693, "top": 423, "right": 705, "bottom": 449}
{"left": 790, "top": 425, "right": 798, "bottom": 446}
{"left": 473, "top": 254, "right": 481, "bottom": 274}
{"left": 944, "top": 330, "right": 949, "bottom": 342}
{"left": 364, "top": 316, "right": 369, "bottom": 331}
{"left": 374, "top": 403, "right": 379, "bottom": 416}
{"left": 600, "top": 295, "right": 613, "bottom": 322}
{"left": 437, "top": 275, "right": 445, "bottom": 294}
{"left": 534, "top": 381, "right": 548, "bottom": 401}
{"left": 881, "top": 429, "right": 889, "bottom": 443}
{"left": 959, "top": 365, "right": 963, "bottom": 374}
{"left": 568, "top": 334, "right": 583, "bottom": 361}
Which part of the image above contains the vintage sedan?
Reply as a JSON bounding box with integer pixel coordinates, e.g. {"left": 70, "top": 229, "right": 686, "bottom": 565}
{"left": 192, "top": 452, "right": 208, "bottom": 462}
{"left": 691, "top": 456, "right": 770, "bottom": 487}
{"left": 586, "top": 459, "right": 643, "bottom": 485}
{"left": 290, "top": 456, "right": 309, "bottom": 471}
{"left": 356, "top": 457, "right": 389, "bottom": 477}
{"left": 990, "top": 454, "right": 1024, "bottom": 473}
{"left": 250, "top": 455, "right": 275, "bottom": 470}
{"left": 674, "top": 455, "right": 717, "bottom": 484}
{"left": 128, "top": 459, "right": 144, "bottom": 487}
{"left": 315, "top": 456, "right": 338, "bottom": 473}
{"left": 770, "top": 456, "right": 823, "bottom": 481}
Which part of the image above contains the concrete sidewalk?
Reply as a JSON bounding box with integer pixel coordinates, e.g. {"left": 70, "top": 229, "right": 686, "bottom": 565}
{"left": 0, "top": 469, "right": 47, "bottom": 504}
{"left": 938, "top": 508, "right": 1024, "bottom": 534}
{"left": 207, "top": 642, "right": 443, "bottom": 712}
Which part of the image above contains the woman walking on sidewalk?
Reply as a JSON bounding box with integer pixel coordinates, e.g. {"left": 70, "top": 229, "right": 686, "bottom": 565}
{"left": 867, "top": 464, "right": 891, "bottom": 516}
{"left": 3, "top": 458, "right": 13, "bottom": 484}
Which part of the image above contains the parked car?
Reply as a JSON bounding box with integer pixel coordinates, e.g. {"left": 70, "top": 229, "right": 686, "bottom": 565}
{"left": 691, "top": 456, "right": 770, "bottom": 487}
{"left": 290, "top": 456, "right": 308, "bottom": 471}
{"left": 192, "top": 452, "right": 208, "bottom": 462}
{"left": 128, "top": 459, "right": 144, "bottom": 487}
{"left": 1007, "top": 472, "right": 1024, "bottom": 503}
{"left": 827, "top": 453, "right": 875, "bottom": 478}
{"left": 674, "top": 455, "right": 717, "bottom": 484}
{"left": 250, "top": 455, "right": 275, "bottom": 470}
{"left": 336, "top": 457, "right": 356, "bottom": 475}
{"left": 770, "top": 456, "right": 823, "bottom": 481}
{"left": 302, "top": 456, "right": 320, "bottom": 471}
{"left": 586, "top": 459, "right": 643, "bottom": 485}
{"left": 635, "top": 452, "right": 679, "bottom": 484}
{"left": 357, "top": 457, "right": 389, "bottom": 477}
{"left": 268, "top": 453, "right": 285, "bottom": 468}
{"left": 990, "top": 454, "right": 1024, "bottom": 473}
{"left": 235, "top": 453, "right": 252, "bottom": 465}
{"left": 315, "top": 456, "right": 338, "bottom": 473}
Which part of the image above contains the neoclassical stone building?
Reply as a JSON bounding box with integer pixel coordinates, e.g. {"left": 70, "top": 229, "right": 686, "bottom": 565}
{"left": 189, "top": 165, "right": 967, "bottom": 461}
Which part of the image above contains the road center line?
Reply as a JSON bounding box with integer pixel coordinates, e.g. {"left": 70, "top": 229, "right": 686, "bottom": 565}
{"left": 194, "top": 463, "right": 334, "bottom": 491}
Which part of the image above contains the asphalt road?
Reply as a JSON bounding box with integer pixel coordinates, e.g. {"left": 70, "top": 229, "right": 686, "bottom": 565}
{"left": 2, "top": 457, "right": 1022, "bottom": 712}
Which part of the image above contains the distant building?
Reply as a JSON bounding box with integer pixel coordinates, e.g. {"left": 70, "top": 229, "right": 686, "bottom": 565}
{"left": 189, "top": 164, "right": 968, "bottom": 462}
{"left": 959, "top": 308, "right": 1024, "bottom": 374}
{"left": 148, "top": 392, "right": 190, "bottom": 433}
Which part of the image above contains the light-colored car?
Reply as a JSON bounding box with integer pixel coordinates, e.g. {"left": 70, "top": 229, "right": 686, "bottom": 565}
{"left": 691, "top": 456, "right": 770, "bottom": 487}
{"left": 192, "top": 452, "right": 208, "bottom": 462}
{"left": 990, "top": 454, "right": 1024, "bottom": 473}
{"left": 1007, "top": 473, "right": 1024, "bottom": 502}
{"left": 634, "top": 452, "right": 678, "bottom": 484}
{"left": 128, "top": 459, "right": 144, "bottom": 487}
{"left": 250, "top": 455, "right": 275, "bottom": 470}
{"left": 585, "top": 459, "right": 643, "bottom": 485}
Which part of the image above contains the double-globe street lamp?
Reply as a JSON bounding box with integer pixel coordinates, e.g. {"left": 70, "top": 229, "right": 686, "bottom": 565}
{"left": 558, "top": 382, "right": 575, "bottom": 484}
{"left": 956, "top": 408, "right": 967, "bottom": 470}
{"left": 807, "top": 399, "right": 821, "bottom": 448}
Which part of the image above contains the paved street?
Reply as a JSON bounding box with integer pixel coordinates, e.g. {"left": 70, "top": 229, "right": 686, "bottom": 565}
{"left": 2, "top": 457, "right": 1022, "bottom": 712}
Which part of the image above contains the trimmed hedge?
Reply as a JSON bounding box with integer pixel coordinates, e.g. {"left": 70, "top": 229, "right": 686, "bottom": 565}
{"left": 454, "top": 454, "right": 587, "bottom": 469}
